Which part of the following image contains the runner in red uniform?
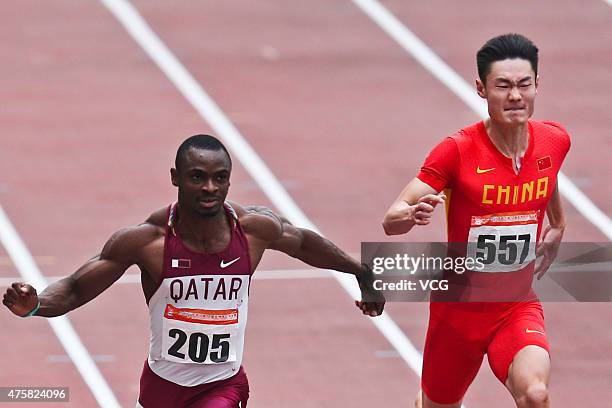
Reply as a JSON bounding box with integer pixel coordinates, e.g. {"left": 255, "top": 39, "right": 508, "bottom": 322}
{"left": 3, "top": 135, "right": 384, "bottom": 408}
{"left": 381, "top": 34, "right": 569, "bottom": 408}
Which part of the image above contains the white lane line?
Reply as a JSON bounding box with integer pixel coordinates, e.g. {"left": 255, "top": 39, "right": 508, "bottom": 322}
{"left": 254, "top": 269, "right": 333, "bottom": 280}
{"left": 352, "top": 0, "right": 612, "bottom": 240}
{"left": 0, "top": 207, "right": 121, "bottom": 408}
{"left": 557, "top": 172, "right": 612, "bottom": 239}
{"left": 0, "top": 269, "right": 334, "bottom": 287}
{"left": 99, "top": 0, "right": 425, "bottom": 380}
{"left": 47, "top": 354, "right": 117, "bottom": 363}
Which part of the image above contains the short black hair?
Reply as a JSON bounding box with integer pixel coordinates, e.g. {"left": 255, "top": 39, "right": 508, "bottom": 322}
{"left": 477, "top": 33, "right": 539, "bottom": 83}
{"left": 175, "top": 134, "right": 232, "bottom": 170}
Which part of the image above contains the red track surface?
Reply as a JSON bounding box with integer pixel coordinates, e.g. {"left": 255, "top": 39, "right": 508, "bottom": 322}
{"left": 1, "top": 1, "right": 610, "bottom": 407}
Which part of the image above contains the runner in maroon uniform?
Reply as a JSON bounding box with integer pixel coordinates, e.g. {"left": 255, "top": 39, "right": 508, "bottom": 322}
{"left": 3, "top": 135, "right": 384, "bottom": 408}
{"left": 380, "top": 34, "right": 568, "bottom": 407}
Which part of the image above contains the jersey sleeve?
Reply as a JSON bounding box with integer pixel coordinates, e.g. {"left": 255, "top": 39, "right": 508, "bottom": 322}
{"left": 416, "top": 137, "right": 459, "bottom": 192}
{"left": 541, "top": 121, "right": 571, "bottom": 161}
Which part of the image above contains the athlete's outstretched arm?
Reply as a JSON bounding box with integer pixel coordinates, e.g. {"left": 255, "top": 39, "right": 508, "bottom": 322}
{"left": 240, "top": 205, "right": 384, "bottom": 316}
{"left": 382, "top": 178, "right": 445, "bottom": 235}
{"left": 271, "top": 217, "right": 385, "bottom": 316}
{"left": 271, "top": 224, "right": 361, "bottom": 275}
{"left": 238, "top": 205, "right": 360, "bottom": 274}
{"left": 534, "top": 183, "right": 565, "bottom": 279}
{"left": 2, "top": 227, "right": 144, "bottom": 317}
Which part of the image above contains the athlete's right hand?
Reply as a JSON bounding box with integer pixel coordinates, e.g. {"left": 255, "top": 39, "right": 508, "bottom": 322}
{"left": 2, "top": 282, "right": 39, "bottom": 317}
{"left": 411, "top": 193, "right": 446, "bottom": 225}
{"left": 355, "top": 264, "right": 385, "bottom": 317}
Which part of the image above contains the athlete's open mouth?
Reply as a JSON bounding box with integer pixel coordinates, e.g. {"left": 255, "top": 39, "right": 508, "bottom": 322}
{"left": 198, "top": 198, "right": 220, "bottom": 208}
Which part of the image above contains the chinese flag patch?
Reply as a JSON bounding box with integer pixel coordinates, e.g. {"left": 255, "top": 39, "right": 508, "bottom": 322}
{"left": 537, "top": 156, "right": 552, "bottom": 171}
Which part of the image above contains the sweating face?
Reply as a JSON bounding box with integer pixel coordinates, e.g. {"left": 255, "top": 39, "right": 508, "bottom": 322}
{"left": 171, "top": 148, "right": 231, "bottom": 217}
{"left": 476, "top": 58, "right": 538, "bottom": 127}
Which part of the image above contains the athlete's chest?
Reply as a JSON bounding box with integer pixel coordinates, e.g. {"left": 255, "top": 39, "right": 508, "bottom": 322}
{"left": 156, "top": 230, "right": 251, "bottom": 305}
{"left": 454, "top": 142, "right": 559, "bottom": 214}
{"left": 164, "top": 230, "right": 250, "bottom": 277}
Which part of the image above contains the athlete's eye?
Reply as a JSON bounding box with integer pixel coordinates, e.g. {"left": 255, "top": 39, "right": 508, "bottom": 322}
{"left": 215, "top": 173, "right": 229, "bottom": 183}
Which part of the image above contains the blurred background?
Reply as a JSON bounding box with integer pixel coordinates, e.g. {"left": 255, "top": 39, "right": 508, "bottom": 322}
{"left": 1, "top": 1, "right": 610, "bottom": 406}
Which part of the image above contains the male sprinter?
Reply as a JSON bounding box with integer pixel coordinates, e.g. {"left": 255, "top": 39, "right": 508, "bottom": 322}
{"left": 380, "top": 34, "right": 569, "bottom": 407}
{"left": 3, "top": 135, "right": 384, "bottom": 408}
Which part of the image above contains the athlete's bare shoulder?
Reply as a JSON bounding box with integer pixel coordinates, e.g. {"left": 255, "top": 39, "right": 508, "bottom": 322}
{"left": 145, "top": 206, "right": 170, "bottom": 229}
{"left": 102, "top": 222, "right": 162, "bottom": 263}
{"left": 228, "top": 201, "right": 283, "bottom": 243}
{"left": 99, "top": 207, "right": 167, "bottom": 263}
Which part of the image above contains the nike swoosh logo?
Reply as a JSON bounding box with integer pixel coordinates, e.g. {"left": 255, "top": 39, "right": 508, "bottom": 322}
{"left": 476, "top": 166, "right": 495, "bottom": 174}
{"left": 220, "top": 257, "right": 241, "bottom": 268}
{"left": 525, "top": 329, "right": 545, "bottom": 335}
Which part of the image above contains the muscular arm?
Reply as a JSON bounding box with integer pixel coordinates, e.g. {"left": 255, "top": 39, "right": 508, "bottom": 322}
{"left": 3, "top": 226, "right": 149, "bottom": 317}
{"left": 270, "top": 220, "right": 363, "bottom": 276}
{"left": 535, "top": 183, "right": 565, "bottom": 279}
{"left": 240, "top": 205, "right": 362, "bottom": 276}
{"left": 382, "top": 178, "right": 444, "bottom": 235}
{"left": 545, "top": 183, "right": 565, "bottom": 231}
{"left": 238, "top": 204, "right": 384, "bottom": 315}
{"left": 38, "top": 230, "right": 135, "bottom": 316}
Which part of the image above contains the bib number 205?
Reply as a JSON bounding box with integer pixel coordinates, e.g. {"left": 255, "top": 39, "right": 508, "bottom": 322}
{"left": 167, "top": 329, "right": 231, "bottom": 363}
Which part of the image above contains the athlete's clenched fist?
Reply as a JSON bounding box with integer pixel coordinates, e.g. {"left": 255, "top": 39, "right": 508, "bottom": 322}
{"left": 2, "top": 282, "right": 38, "bottom": 317}
{"left": 411, "top": 193, "right": 446, "bottom": 226}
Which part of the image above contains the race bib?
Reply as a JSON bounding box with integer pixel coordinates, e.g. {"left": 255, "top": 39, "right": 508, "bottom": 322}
{"left": 161, "top": 304, "right": 239, "bottom": 364}
{"left": 467, "top": 211, "right": 539, "bottom": 273}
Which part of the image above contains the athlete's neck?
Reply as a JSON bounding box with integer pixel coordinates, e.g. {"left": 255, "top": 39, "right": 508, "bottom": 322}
{"left": 174, "top": 203, "right": 231, "bottom": 248}
{"left": 485, "top": 119, "right": 529, "bottom": 170}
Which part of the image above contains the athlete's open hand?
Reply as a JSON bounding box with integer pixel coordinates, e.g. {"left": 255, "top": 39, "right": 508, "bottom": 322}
{"left": 534, "top": 225, "right": 563, "bottom": 280}
{"left": 2, "top": 282, "right": 39, "bottom": 317}
{"left": 411, "top": 193, "right": 446, "bottom": 226}
{"left": 355, "top": 264, "right": 385, "bottom": 317}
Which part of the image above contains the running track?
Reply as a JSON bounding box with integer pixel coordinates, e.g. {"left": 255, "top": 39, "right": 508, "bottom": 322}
{"left": 1, "top": 1, "right": 611, "bottom": 407}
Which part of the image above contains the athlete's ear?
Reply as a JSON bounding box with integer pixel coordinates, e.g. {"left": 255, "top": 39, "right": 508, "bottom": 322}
{"left": 170, "top": 168, "right": 179, "bottom": 187}
{"left": 535, "top": 75, "right": 540, "bottom": 94}
{"left": 476, "top": 78, "right": 486, "bottom": 98}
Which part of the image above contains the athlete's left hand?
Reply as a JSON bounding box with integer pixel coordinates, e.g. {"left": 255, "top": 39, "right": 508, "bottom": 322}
{"left": 355, "top": 264, "right": 385, "bottom": 317}
{"left": 534, "top": 225, "right": 563, "bottom": 280}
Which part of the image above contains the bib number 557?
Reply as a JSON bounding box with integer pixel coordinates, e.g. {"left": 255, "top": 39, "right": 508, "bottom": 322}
{"left": 476, "top": 234, "right": 532, "bottom": 266}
